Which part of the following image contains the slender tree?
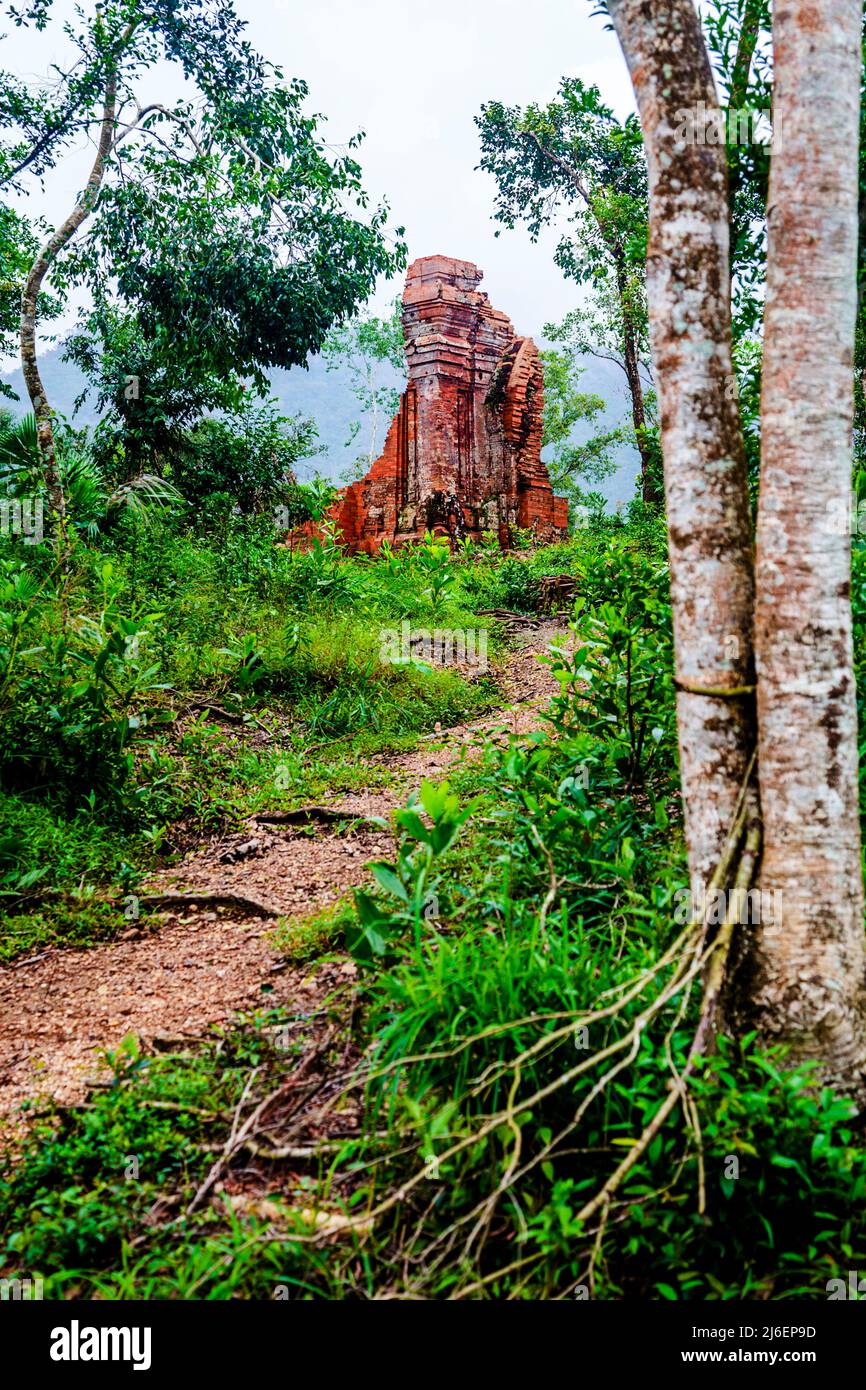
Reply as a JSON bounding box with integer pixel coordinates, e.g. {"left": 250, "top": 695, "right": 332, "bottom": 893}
{"left": 539, "top": 319, "right": 625, "bottom": 508}
{"left": 322, "top": 298, "right": 405, "bottom": 480}
{"left": 476, "top": 82, "right": 660, "bottom": 504}
{"left": 606, "top": 0, "right": 757, "bottom": 900}
{"left": 3, "top": 0, "right": 404, "bottom": 524}
{"left": 752, "top": 0, "right": 866, "bottom": 1081}
{"left": 704, "top": 0, "right": 772, "bottom": 301}
{"left": 609, "top": 0, "right": 866, "bottom": 1093}
{"left": 20, "top": 70, "right": 117, "bottom": 521}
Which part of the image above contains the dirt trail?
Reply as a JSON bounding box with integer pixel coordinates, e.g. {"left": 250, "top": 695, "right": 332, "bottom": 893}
{"left": 0, "top": 622, "right": 565, "bottom": 1126}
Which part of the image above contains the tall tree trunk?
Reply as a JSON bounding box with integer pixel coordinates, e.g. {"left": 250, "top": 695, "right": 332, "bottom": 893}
{"left": 751, "top": 0, "right": 866, "bottom": 1091}
{"left": 20, "top": 74, "right": 117, "bottom": 523}
{"left": 855, "top": 17, "right": 866, "bottom": 428}
{"left": 613, "top": 250, "right": 659, "bottom": 505}
{"left": 608, "top": 0, "right": 757, "bottom": 896}
{"left": 530, "top": 133, "right": 660, "bottom": 505}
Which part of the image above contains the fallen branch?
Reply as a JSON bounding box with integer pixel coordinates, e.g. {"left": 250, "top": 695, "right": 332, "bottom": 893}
{"left": 477, "top": 608, "right": 542, "bottom": 627}
{"left": 200, "top": 1137, "right": 346, "bottom": 1160}
{"left": 183, "top": 700, "right": 244, "bottom": 725}
{"left": 177, "top": 698, "right": 277, "bottom": 738}
{"left": 186, "top": 1068, "right": 263, "bottom": 1215}
{"left": 9, "top": 950, "right": 52, "bottom": 969}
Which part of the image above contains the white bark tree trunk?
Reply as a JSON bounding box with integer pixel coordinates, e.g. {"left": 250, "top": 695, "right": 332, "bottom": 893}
{"left": 611, "top": 0, "right": 866, "bottom": 1095}
{"left": 751, "top": 0, "right": 866, "bottom": 1087}
{"left": 20, "top": 74, "right": 117, "bottom": 524}
{"left": 608, "top": 0, "right": 757, "bottom": 898}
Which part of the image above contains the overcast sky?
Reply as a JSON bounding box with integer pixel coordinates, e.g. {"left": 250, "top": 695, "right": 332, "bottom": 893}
{"left": 248, "top": 0, "right": 637, "bottom": 331}
{"left": 3, "top": 0, "right": 636, "bottom": 349}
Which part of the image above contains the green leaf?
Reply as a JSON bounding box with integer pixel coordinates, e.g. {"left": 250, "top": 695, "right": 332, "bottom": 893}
{"left": 393, "top": 809, "right": 431, "bottom": 845}
{"left": 370, "top": 862, "right": 409, "bottom": 902}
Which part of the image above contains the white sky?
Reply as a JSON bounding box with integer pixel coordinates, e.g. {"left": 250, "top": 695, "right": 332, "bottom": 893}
{"left": 2, "top": 0, "right": 637, "bottom": 348}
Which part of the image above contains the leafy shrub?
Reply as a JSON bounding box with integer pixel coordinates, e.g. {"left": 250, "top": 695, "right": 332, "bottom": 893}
{"left": 349, "top": 779, "right": 477, "bottom": 963}
{"left": 170, "top": 400, "right": 321, "bottom": 514}
{"left": 0, "top": 558, "right": 168, "bottom": 806}
{"left": 547, "top": 534, "right": 676, "bottom": 789}
{"left": 495, "top": 554, "right": 539, "bottom": 611}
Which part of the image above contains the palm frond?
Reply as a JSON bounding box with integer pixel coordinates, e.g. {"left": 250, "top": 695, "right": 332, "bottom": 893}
{"left": 0, "top": 413, "right": 181, "bottom": 534}
{"left": 60, "top": 452, "right": 108, "bottom": 531}
{"left": 107, "top": 473, "right": 183, "bottom": 527}
{"left": 0, "top": 413, "right": 41, "bottom": 495}
{"left": 0, "top": 411, "right": 39, "bottom": 465}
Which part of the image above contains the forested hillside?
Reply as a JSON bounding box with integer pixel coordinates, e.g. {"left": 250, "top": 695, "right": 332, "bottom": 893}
{"left": 2, "top": 344, "right": 640, "bottom": 502}
{"left": 2, "top": 346, "right": 406, "bottom": 479}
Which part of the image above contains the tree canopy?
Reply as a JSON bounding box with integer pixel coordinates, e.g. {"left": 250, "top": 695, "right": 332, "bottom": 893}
{"left": 2, "top": 0, "right": 405, "bottom": 518}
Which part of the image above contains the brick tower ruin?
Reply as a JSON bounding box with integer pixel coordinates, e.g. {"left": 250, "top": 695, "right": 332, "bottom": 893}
{"left": 317, "top": 255, "right": 568, "bottom": 553}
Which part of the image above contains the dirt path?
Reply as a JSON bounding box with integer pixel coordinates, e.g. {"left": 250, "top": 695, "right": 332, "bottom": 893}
{"left": 0, "top": 622, "right": 565, "bottom": 1127}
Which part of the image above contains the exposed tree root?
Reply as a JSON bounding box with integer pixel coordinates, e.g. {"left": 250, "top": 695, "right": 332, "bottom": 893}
{"left": 236, "top": 760, "right": 765, "bottom": 1303}
{"left": 138, "top": 891, "right": 278, "bottom": 918}
{"left": 253, "top": 806, "right": 358, "bottom": 827}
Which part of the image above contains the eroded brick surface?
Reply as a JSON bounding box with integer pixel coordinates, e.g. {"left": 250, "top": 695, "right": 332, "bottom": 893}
{"left": 298, "top": 255, "right": 568, "bottom": 553}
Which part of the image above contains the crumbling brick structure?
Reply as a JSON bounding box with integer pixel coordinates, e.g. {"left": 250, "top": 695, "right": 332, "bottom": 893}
{"left": 306, "top": 256, "right": 568, "bottom": 553}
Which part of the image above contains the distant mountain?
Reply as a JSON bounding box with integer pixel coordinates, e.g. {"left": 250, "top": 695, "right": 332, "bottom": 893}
{"left": 267, "top": 355, "right": 406, "bottom": 484}
{"left": 2, "top": 344, "right": 640, "bottom": 509}
{"left": 1, "top": 348, "right": 403, "bottom": 478}
{"left": 2, "top": 349, "right": 95, "bottom": 427}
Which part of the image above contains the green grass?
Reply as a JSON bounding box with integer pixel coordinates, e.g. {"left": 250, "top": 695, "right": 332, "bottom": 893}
{"left": 0, "top": 519, "right": 519, "bottom": 957}
{"left": 0, "top": 1014, "right": 349, "bottom": 1298}
{"left": 0, "top": 791, "right": 151, "bottom": 960}
{"left": 6, "top": 512, "right": 861, "bottom": 1300}
{"left": 0, "top": 901, "right": 129, "bottom": 965}
{"left": 271, "top": 896, "right": 355, "bottom": 964}
{"left": 4, "top": 726, "right": 865, "bottom": 1299}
